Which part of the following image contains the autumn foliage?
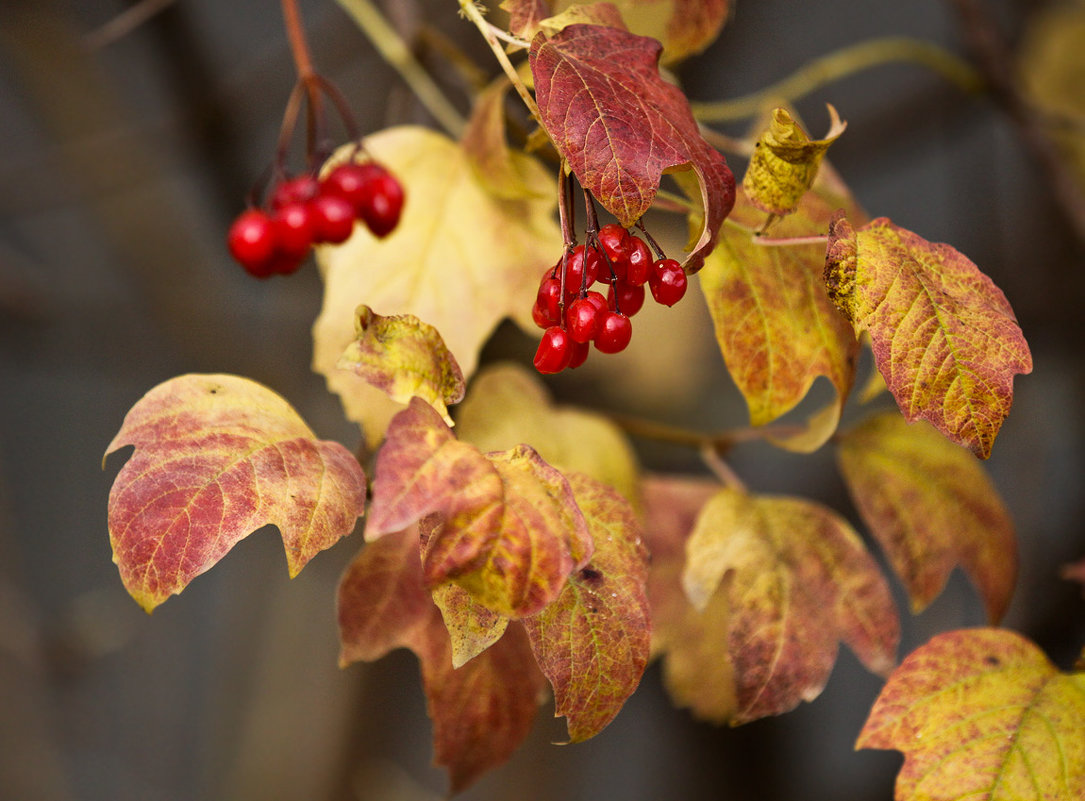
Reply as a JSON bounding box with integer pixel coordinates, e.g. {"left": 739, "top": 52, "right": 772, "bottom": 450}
{"left": 102, "top": 1, "right": 1084, "bottom": 798}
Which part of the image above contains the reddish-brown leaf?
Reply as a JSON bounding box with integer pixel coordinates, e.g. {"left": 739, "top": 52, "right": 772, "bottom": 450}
{"left": 502, "top": 0, "right": 550, "bottom": 38}
{"left": 837, "top": 411, "right": 1017, "bottom": 622}
{"left": 824, "top": 213, "right": 1033, "bottom": 458}
{"left": 858, "top": 628, "right": 1085, "bottom": 801}
{"left": 530, "top": 23, "right": 735, "bottom": 270}
{"left": 521, "top": 473, "right": 651, "bottom": 741}
{"left": 105, "top": 374, "right": 366, "bottom": 612}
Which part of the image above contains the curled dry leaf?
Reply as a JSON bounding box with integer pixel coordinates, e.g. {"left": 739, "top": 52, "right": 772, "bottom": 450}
{"left": 824, "top": 212, "right": 1033, "bottom": 458}
{"left": 837, "top": 411, "right": 1017, "bottom": 622}
{"left": 105, "top": 374, "right": 366, "bottom": 612}
{"left": 859, "top": 628, "right": 1085, "bottom": 801}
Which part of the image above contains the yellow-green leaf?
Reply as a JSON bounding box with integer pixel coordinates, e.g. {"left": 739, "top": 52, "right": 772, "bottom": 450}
{"left": 106, "top": 374, "right": 366, "bottom": 612}
{"left": 824, "top": 212, "right": 1033, "bottom": 458}
{"left": 743, "top": 105, "right": 847, "bottom": 218}
{"left": 313, "top": 126, "right": 559, "bottom": 445}
{"left": 683, "top": 488, "right": 899, "bottom": 723}
{"left": 431, "top": 582, "right": 510, "bottom": 668}
{"left": 858, "top": 628, "right": 1085, "bottom": 801}
{"left": 338, "top": 305, "right": 465, "bottom": 427}
{"left": 837, "top": 411, "right": 1017, "bottom": 621}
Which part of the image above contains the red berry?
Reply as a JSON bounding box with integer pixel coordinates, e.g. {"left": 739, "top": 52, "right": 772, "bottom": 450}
{"left": 626, "top": 236, "right": 653, "bottom": 286}
{"left": 273, "top": 202, "right": 316, "bottom": 260}
{"left": 597, "top": 224, "right": 631, "bottom": 282}
{"left": 564, "top": 245, "right": 602, "bottom": 294}
{"left": 594, "top": 310, "right": 633, "bottom": 353}
{"left": 359, "top": 167, "right": 405, "bottom": 237}
{"left": 650, "top": 258, "right": 687, "bottom": 306}
{"left": 227, "top": 209, "right": 278, "bottom": 277}
{"left": 321, "top": 163, "right": 377, "bottom": 210}
{"left": 566, "top": 296, "right": 603, "bottom": 343}
{"left": 567, "top": 339, "right": 590, "bottom": 369}
{"left": 271, "top": 175, "right": 320, "bottom": 209}
{"left": 310, "top": 195, "right": 355, "bottom": 244}
{"left": 533, "top": 326, "right": 573, "bottom": 374}
{"left": 608, "top": 281, "right": 646, "bottom": 316}
{"left": 584, "top": 290, "right": 608, "bottom": 314}
{"left": 531, "top": 300, "right": 552, "bottom": 329}
{"left": 268, "top": 250, "right": 305, "bottom": 276}
{"left": 537, "top": 276, "right": 563, "bottom": 323}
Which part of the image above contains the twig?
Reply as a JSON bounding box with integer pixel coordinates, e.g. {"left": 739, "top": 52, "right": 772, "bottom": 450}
{"left": 84, "top": 0, "right": 176, "bottom": 50}
{"left": 457, "top": 0, "right": 541, "bottom": 122}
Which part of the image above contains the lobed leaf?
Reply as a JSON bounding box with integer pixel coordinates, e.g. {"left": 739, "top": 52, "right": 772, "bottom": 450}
{"left": 337, "top": 305, "right": 465, "bottom": 427}
{"left": 837, "top": 411, "right": 1017, "bottom": 621}
{"left": 105, "top": 374, "right": 366, "bottom": 612}
{"left": 529, "top": 23, "right": 735, "bottom": 270}
{"left": 683, "top": 488, "right": 899, "bottom": 723}
{"left": 858, "top": 628, "right": 1085, "bottom": 801}
{"left": 824, "top": 213, "right": 1033, "bottom": 458}
{"left": 522, "top": 472, "right": 651, "bottom": 742}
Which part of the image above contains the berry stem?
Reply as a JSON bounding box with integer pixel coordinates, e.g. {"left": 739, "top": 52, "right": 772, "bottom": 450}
{"left": 456, "top": 0, "right": 541, "bottom": 122}
{"left": 281, "top": 0, "right": 317, "bottom": 81}
{"left": 700, "top": 444, "right": 746, "bottom": 492}
{"left": 635, "top": 219, "right": 667, "bottom": 260}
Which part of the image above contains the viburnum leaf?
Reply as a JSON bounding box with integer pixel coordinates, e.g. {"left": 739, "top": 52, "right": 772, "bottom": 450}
{"left": 837, "top": 411, "right": 1017, "bottom": 622}
{"left": 313, "top": 126, "right": 559, "bottom": 445}
{"left": 454, "top": 363, "right": 639, "bottom": 502}
{"left": 432, "top": 581, "right": 510, "bottom": 668}
{"left": 540, "top": 2, "right": 627, "bottom": 35}
{"left": 700, "top": 171, "right": 861, "bottom": 452}
{"left": 367, "top": 397, "right": 593, "bottom": 618}
{"left": 743, "top": 105, "right": 847, "bottom": 218}
{"left": 682, "top": 488, "right": 899, "bottom": 723}
{"left": 521, "top": 472, "right": 651, "bottom": 742}
{"left": 337, "top": 305, "right": 465, "bottom": 427}
{"left": 461, "top": 78, "right": 548, "bottom": 201}
{"left": 529, "top": 23, "right": 735, "bottom": 270}
{"left": 824, "top": 212, "right": 1033, "bottom": 458}
{"left": 105, "top": 374, "right": 365, "bottom": 612}
{"left": 858, "top": 628, "right": 1085, "bottom": 801}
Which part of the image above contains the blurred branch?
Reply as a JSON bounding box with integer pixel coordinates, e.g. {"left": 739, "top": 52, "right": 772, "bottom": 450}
{"left": 84, "top": 0, "right": 176, "bottom": 50}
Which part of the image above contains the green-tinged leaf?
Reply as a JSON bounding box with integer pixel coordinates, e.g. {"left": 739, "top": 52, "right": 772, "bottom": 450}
{"left": 338, "top": 305, "right": 465, "bottom": 426}
{"left": 455, "top": 362, "right": 639, "bottom": 502}
{"left": 700, "top": 178, "right": 861, "bottom": 451}
{"left": 837, "top": 411, "right": 1017, "bottom": 622}
{"left": 313, "top": 126, "right": 559, "bottom": 445}
{"left": 522, "top": 473, "right": 651, "bottom": 742}
{"left": 461, "top": 78, "right": 548, "bottom": 200}
{"left": 529, "top": 23, "right": 735, "bottom": 270}
{"left": 683, "top": 488, "right": 899, "bottom": 723}
{"left": 743, "top": 105, "right": 847, "bottom": 217}
{"left": 432, "top": 582, "right": 510, "bottom": 668}
{"left": 824, "top": 213, "right": 1033, "bottom": 458}
{"left": 858, "top": 628, "right": 1085, "bottom": 801}
{"left": 105, "top": 374, "right": 365, "bottom": 612}
{"left": 540, "top": 2, "right": 627, "bottom": 34}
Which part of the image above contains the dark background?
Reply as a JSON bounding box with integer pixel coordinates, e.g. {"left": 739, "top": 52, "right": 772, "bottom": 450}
{"left": 1, "top": 1, "right": 1082, "bottom": 799}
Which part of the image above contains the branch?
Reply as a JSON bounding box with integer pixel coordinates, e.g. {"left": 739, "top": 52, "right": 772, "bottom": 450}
{"left": 456, "top": 0, "right": 541, "bottom": 122}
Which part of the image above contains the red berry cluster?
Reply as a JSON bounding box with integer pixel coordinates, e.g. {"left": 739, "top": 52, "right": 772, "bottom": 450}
{"left": 531, "top": 223, "right": 688, "bottom": 373}
{"left": 227, "top": 161, "right": 404, "bottom": 278}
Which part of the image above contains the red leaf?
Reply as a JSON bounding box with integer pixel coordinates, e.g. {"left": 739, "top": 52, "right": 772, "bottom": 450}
{"left": 530, "top": 23, "right": 735, "bottom": 270}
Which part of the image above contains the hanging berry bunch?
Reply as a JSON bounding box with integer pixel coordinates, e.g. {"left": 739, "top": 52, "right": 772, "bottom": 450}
{"left": 226, "top": 0, "right": 404, "bottom": 279}
{"left": 531, "top": 175, "right": 688, "bottom": 374}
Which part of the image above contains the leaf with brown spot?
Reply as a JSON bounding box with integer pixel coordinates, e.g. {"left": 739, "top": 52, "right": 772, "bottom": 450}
{"left": 682, "top": 488, "right": 899, "bottom": 723}
{"left": 837, "top": 411, "right": 1017, "bottom": 622}
{"left": 824, "top": 213, "right": 1033, "bottom": 458}
{"left": 529, "top": 23, "right": 735, "bottom": 270}
{"left": 858, "top": 628, "right": 1085, "bottom": 801}
{"left": 432, "top": 582, "right": 510, "bottom": 668}
{"left": 338, "top": 305, "right": 464, "bottom": 427}
{"left": 105, "top": 374, "right": 366, "bottom": 612}
{"left": 522, "top": 472, "right": 651, "bottom": 741}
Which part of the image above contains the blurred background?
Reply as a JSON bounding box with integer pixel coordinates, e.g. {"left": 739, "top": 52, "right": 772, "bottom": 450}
{"left": 1, "top": 0, "right": 1082, "bottom": 799}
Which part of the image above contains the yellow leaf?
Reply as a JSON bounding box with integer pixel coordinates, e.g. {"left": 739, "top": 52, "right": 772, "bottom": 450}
{"left": 431, "top": 582, "right": 509, "bottom": 668}
{"left": 313, "top": 126, "right": 559, "bottom": 446}
{"left": 461, "top": 78, "right": 548, "bottom": 201}
{"left": 743, "top": 105, "right": 847, "bottom": 218}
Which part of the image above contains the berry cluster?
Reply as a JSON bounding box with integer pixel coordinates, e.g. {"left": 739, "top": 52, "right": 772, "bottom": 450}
{"left": 531, "top": 223, "right": 688, "bottom": 373}
{"left": 227, "top": 161, "right": 404, "bottom": 278}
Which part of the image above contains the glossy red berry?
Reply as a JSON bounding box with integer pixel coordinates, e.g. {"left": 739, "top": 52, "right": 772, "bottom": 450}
{"left": 273, "top": 202, "right": 316, "bottom": 259}
{"left": 531, "top": 300, "right": 553, "bottom": 329}
{"left": 271, "top": 175, "right": 320, "bottom": 209}
{"left": 594, "top": 310, "right": 633, "bottom": 353}
{"left": 565, "top": 245, "right": 602, "bottom": 293}
{"left": 597, "top": 224, "right": 631, "bottom": 282}
{"left": 626, "top": 236, "right": 653, "bottom": 286}
{"left": 227, "top": 209, "right": 278, "bottom": 277}
{"left": 537, "top": 276, "right": 563, "bottom": 323}
{"left": 534, "top": 326, "right": 573, "bottom": 374}
{"left": 567, "top": 339, "right": 590, "bottom": 369}
{"left": 321, "top": 163, "right": 377, "bottom": 210}
{"left": 310, "top": 195, "right": 356, "bottom": 244}
{"left": 608, "top": 280, "right": 646, "bottom": 316}
{"left": 566, "top": 296, "right": 603, "bottom": 343}
{"left": 650, "top": 258, "right": 687, "bottom": 306}
{"left": 359, "top": 167, "right": 405, "bottom": 237}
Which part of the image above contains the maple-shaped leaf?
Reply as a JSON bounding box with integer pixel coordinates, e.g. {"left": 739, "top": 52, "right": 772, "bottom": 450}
{"left": 700, "top": 175, "right": 861, "bottom": 452}
{"left": 837, "top": 411, "right": 1017, "bottom": 622}
{"left": 313, "top": 126, "right": 559, "bottom": 445}
{"left": 683, "top": 488, "right": 899, "bottom": 723}
{"left": 367, "top": 397, "right": 593, "bottom": 618}
{"left": 530, "top": 23, "right": 735, "bottom": 270}
{"left": 743, "top": 105, "right": 847, "bottom": 218}
{"left": 105, "top": 374, "right": 366, "bottom": 612}
{"left": 455, "top": 362, "right": 639, "bottom": 502}
{"left": 824, "top": 212, "right": 1033, "bottom": 458}
{"left": 858, "top": 628, "right": 1085, "bottom": 801}
{"left": 338, "top": 305, "right": 465, "bottom": 427}
{"left": 522, "top": 472, "right": 651, "bottom": 742}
